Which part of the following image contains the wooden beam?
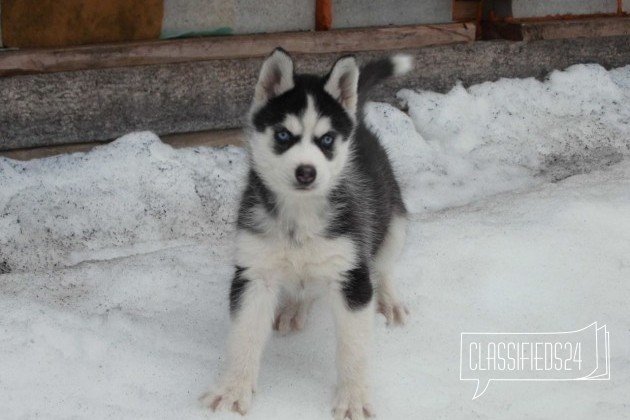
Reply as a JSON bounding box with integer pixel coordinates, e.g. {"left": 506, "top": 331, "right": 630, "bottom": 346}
{"left": 0, "top": 140, "right": 109, "bottom": 161}
{"left": 492, "top": 17, "right": 630, "bottom": 41}
{"left": 164, "top": 128, "right": 243, "bottom": 148}
{"left": 0, "top": 129, "right": 244, "bottom": 161}
{"left": 0, "top": 23, "right": 475, "bottom": 77}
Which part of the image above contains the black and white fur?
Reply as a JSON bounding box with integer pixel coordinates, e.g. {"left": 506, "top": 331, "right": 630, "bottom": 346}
{"left": 201, "top": 49, "right": 412, "bottom": 419}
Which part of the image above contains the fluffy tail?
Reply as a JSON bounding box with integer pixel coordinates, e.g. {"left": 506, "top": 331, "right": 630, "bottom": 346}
{"left": 358, "top": 54, "right": 413, "bottom": 107}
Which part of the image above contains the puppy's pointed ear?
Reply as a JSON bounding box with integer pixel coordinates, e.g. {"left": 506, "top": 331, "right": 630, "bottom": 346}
{"left": 324, "top": 56, "right": 359, "bottom": 116}
{"left": 254, "top": 48, "right": 295, "bottom": 107}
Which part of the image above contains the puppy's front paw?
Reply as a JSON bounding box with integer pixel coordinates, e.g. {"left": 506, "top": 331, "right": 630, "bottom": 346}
{"left": 333, "top": 384, "right": 375, "bottom": 420}
{"left": 200, "top": 378, "right": 255, "bottom": 415}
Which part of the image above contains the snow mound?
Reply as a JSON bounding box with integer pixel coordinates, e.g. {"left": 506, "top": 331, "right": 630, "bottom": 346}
{"left": 369, "top": 64, "right": 630, "bottom": 212}
{"left": 0, "top": 132, "right": 246, "bottom": 273}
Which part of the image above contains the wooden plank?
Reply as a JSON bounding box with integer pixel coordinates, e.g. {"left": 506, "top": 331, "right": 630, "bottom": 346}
{"left": 0, "top": 23, "right": 475, "bottom": 77}
{"left": 2, "top": 35, "right": 630, "bottom": 152}
{"left": 0, "top": 141, "right": 109, "bottom": 161}
{"left": 0, "top": 129, "right": 244, "bottom": 161}
{"left": 164, "top": 128, "right": 244, "bottom": 148}
{"left": 493, "top": 17, "right": 630, "bottom": 41}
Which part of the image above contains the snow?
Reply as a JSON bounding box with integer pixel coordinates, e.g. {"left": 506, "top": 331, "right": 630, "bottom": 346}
{"left": 1, "top": 63, "right": 629, "bottom": 419}
{"left": 367, "top": 64, "right": 630, "bottom": 213}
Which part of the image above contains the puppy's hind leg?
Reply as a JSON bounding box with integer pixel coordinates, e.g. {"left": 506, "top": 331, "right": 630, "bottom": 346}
{"left": 374, "top": 215, "right": 409, "bottom": 326}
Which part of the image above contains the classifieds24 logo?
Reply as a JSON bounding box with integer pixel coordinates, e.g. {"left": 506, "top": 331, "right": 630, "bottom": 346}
{"left": 460, "top": 322, "right": 610, "bottom": 399}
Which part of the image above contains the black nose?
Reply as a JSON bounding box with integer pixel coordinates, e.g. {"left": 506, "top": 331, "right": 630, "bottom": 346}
{"left": 295, "top": 165, "right": 317, "bottom": 186}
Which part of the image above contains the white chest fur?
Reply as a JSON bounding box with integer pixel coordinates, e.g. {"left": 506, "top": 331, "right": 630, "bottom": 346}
{"left": 236, "top": 201, "right": 357, "bottom": 289}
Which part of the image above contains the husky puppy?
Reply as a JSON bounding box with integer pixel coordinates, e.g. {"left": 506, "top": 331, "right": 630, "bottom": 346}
{"left": 201, "top": 48, "right": 411, "bottom": 419}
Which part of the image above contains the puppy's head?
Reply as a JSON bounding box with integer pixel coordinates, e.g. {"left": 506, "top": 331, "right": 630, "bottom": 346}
{"left": 247, "top": 48, "right": 358, "bottom": 197}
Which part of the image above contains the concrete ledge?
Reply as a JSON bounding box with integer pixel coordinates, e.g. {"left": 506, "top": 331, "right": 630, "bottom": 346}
{"left": 1, "top": 34, "right": 630, "bottom": 153}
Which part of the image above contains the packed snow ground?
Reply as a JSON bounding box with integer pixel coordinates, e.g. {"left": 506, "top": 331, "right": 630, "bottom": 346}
{"left": 1, "top": 64, "right": 629, "bottom": 419}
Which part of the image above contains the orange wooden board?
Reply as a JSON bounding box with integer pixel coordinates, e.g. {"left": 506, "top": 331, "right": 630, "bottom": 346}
{"left": 1, "top": 0, "right": 163, "bottom": 48}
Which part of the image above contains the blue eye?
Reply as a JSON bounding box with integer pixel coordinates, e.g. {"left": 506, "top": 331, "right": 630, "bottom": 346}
{"left": 274, "top": 129, "right": 292, "bottom": 143}
{"left": 320, "top": 133, "right": 335, "bottom": 147}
